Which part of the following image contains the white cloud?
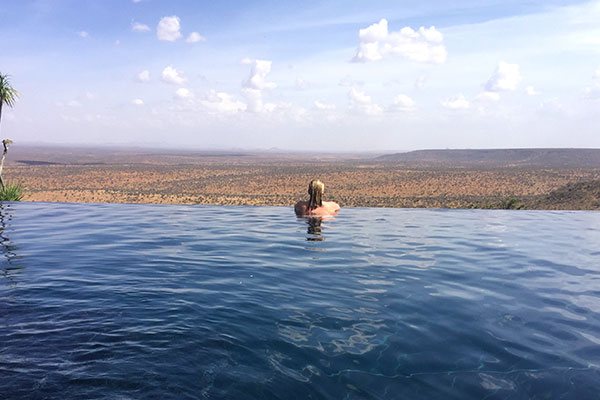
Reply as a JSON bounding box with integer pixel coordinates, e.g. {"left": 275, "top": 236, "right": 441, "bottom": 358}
{"left": 348, "top": 88, "right": 383, "bottom": 115}
{"left": 78, "top": 31, "right": 89, "bottom": 38}
{"left": 352, "top": 19, "right": 447, "bottom": 64}
{"left": 389, "top": 94, "right": 416, "bottom": 111}
{"left": 161, "top": 66, "right": 186, "bottom": 85}
{"left": 202, "top": 90, "right": 246, "bottom": 114}
{"left": 484, "top": 61, "right": 522, "bottom": 92}
{"left": 241, "top": 88, "right": 277, "bottom": 113}
{"left": 175, "top": 87, "right": 194, "bottom": 99}
{"left": 157, "top": 16, "right": 182, "bottom": 42}
{"left": 67, "top": 100, "right": 82, "bottom": 107}
{"left": 595, "top": 67, "right": 600, "bottom": 82}
{"left": 132, "top": 0, "right": 142, "bottom": 3}
{"left": 442, "top": 94, "right": 470, "bottom": 110}
{"left": 238, "top": 59, "right": 277, "bottom": 113}
{"left": 132, "top": 22, "right": 150, "bottom": 32}
{"left": 186, "top": 32, "right": 206, "bottom": 43}
{"left": 349, "top": 88, "right": 372, "bottom": 104}
{"left": 526, "top": 86, "right": 540, "bottom": 96}
{"left": 241, "top": 88, "right": 262, "bottom": 112}
{"left": 242, "top": 59, "right": 277, "bottom": 90}
{"left": 85, "top": 92, "right": 95, "bottom": 100}
{"left": 475, "top": 91, "right": 501, "bottom": 101}
{"left": 132, "top": 99, "right": 144, "bottom": 105}
{"left": 137, "top": 70, "right": 150, "bottom": 83}
{"left": 314, "top": 100, "right": 336, "bottom": 110}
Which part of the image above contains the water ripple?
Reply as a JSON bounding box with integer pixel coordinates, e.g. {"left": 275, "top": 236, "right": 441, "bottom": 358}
{"left": 1, "top": 203, "right": 599, "bottom": 399}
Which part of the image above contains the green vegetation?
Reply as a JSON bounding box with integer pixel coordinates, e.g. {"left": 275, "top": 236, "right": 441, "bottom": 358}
{"left": 0, "top": 73, "right": 20, "bottom": 133}
{"left": 501, "top": 197, "right": 524, "bottom": 210}
{"left": 0, "top": 73, "right": 21, "bottom": 196}
{"left": 0, "top": 182, "right": 24, "bottom": 201}
{"left": 471, "top": 197, "right": 525, "bottom": 210}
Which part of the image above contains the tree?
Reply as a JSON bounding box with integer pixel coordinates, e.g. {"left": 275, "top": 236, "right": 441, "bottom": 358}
{"left": 0, "top": 73, "right": 20, "bottom": 188}
{"left": 0, "top": 73, "right": 20, "bottom": 133}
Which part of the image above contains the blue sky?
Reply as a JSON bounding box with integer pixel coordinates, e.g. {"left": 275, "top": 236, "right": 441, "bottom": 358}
{"left": 1, "top": 0, "right": 599, "bottom": 151}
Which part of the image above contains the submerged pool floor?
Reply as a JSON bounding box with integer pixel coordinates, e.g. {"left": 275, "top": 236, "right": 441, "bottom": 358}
{"left": 1, "top": 202, "right": 599, "bottom": 399}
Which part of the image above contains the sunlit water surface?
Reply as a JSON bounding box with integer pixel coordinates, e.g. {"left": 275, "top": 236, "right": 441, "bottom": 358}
{"left": 1, "top": 202, "right": 599, "bottom": 399}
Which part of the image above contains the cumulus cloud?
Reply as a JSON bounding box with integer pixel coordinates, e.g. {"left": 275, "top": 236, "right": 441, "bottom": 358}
{"left": 132, "top": 99, "right": 144, "bottom": 105}
{"left": 314, "top": 100, "right": 336, "bottom": 110}
{"left": 484, "top": 61, "right": 522, "bottom": 92}
{"left": 202, "top": 90, "right": 246, "bottom": 114}
{"left": 132, "top": 22, "right": 150, "bottom": 32}
{"left": 157, "top": 16, "right": 182, "bottom": 41}
{"left": 186, "top": 32, "right": 205, "bottom": 43}
{"left": 161, "top": 66, "right": 186, "bottom": 85}
{"left": 175, "top": 88, "right": 194, "bottom": 99}
{"left": 242, "top": 59, "right": 277, "bottom": 90}
{"left": 137, "top": 70, "right": 150, "bottom": 83}
{"left": 389, "top": 94, "right": 416, "bottom": 112}
{"left": 348, "top": 88, "right": 383, "bottom": 116}
{"left": 475, "top": 91, "right": 500, "bottom": 101}
{"left": 352, "top": 19, "right": 447, "bottom": 64}
{"left": 78, "top": 31, "right": 89, "bottom": 38}
{"left": 241, "top": 88, "right": 277, "bottom": 113}
{"left": 442, "top": 94, "right": 470, "bottom": 110}
{"left": 67, "top": 100, "right": 82, "bottom": 107}
{"left": 525, "top": 86, "right": 539, "bottom": 96}
{"left": 238, "top": 59, "right": 277, "bottom": 113}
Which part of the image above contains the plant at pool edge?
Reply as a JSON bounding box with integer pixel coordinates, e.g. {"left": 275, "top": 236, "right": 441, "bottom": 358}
{"left": 0, "top": 73, "right": 21, "bottom": 195}
{"left": 0, "top": 181, "right": 24, "bottom": 201}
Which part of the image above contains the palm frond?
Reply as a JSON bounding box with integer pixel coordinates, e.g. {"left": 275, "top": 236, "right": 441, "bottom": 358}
{"left": 0, "top": 73, "right": 20, "bottom": 108}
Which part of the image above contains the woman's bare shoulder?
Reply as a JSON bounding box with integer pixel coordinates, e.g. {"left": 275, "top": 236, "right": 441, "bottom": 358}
{"left": 324, "top": 201, "right": 340, "bottom": 211}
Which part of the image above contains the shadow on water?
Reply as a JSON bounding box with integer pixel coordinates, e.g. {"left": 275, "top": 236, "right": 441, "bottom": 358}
{"left": 0, "top": 203, "right": 23, "bottom": 284}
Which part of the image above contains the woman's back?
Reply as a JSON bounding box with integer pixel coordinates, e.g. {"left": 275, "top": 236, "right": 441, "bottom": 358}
{"left": 295, "top": 180, "right": 340, "bottom": 217}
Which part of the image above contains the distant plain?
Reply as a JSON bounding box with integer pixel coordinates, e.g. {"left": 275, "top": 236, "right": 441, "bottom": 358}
{"left": 5, "top": 146, "right": 600, "bottom": 210}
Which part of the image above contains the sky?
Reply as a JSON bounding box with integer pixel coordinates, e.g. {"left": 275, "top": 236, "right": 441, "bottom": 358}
{"left": 1, "top": 0, "right": 599, "bottom": 151}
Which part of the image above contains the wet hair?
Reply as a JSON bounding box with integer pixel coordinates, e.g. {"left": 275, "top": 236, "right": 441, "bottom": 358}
{"left": 307, "top": 180, "right": 324, "bottom": 210}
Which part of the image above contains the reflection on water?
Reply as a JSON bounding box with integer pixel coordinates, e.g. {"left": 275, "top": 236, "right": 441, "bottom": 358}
{"left": 1, "top": 203, "right": 600, "bottom": 399}
{"left": 305, "top": 217, "right": 324, "bottom": 241}
{"left": 0, "top": 203, "right": 22, "bottom": 283}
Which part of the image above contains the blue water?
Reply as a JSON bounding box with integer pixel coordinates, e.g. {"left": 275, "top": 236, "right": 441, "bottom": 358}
{"left": 1, "top": 202, "right": 599, "bottom": 399}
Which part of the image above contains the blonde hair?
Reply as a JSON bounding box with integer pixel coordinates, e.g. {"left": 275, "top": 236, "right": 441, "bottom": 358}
{"left": 308, "top": 180, "right": 324, "bottom": 210}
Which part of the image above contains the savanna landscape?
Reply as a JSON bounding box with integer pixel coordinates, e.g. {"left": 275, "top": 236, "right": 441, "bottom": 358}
{"left": 6, "top": 145, "right": 600, "bottom": 210}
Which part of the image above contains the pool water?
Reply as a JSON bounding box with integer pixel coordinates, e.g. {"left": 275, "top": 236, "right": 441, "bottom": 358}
{"left": 1, "top": 202, "right": 599, "bottom": 399}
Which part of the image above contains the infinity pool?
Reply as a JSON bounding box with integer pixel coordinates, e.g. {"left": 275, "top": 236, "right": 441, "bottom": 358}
{"left": 1, "top": 202, "right": 599, "bottom": 399}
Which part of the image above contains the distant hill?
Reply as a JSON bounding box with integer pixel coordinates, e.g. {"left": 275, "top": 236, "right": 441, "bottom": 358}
{"left": 378, "top": 148, "right": 600, "bottom": 168}
{"left": 531, "top": 180, "right": 600, "bottom": 210}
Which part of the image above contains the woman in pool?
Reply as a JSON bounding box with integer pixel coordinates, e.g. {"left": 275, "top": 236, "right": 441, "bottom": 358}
{"left": 295, "top": 179, "right": 340, "bottom": 217}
